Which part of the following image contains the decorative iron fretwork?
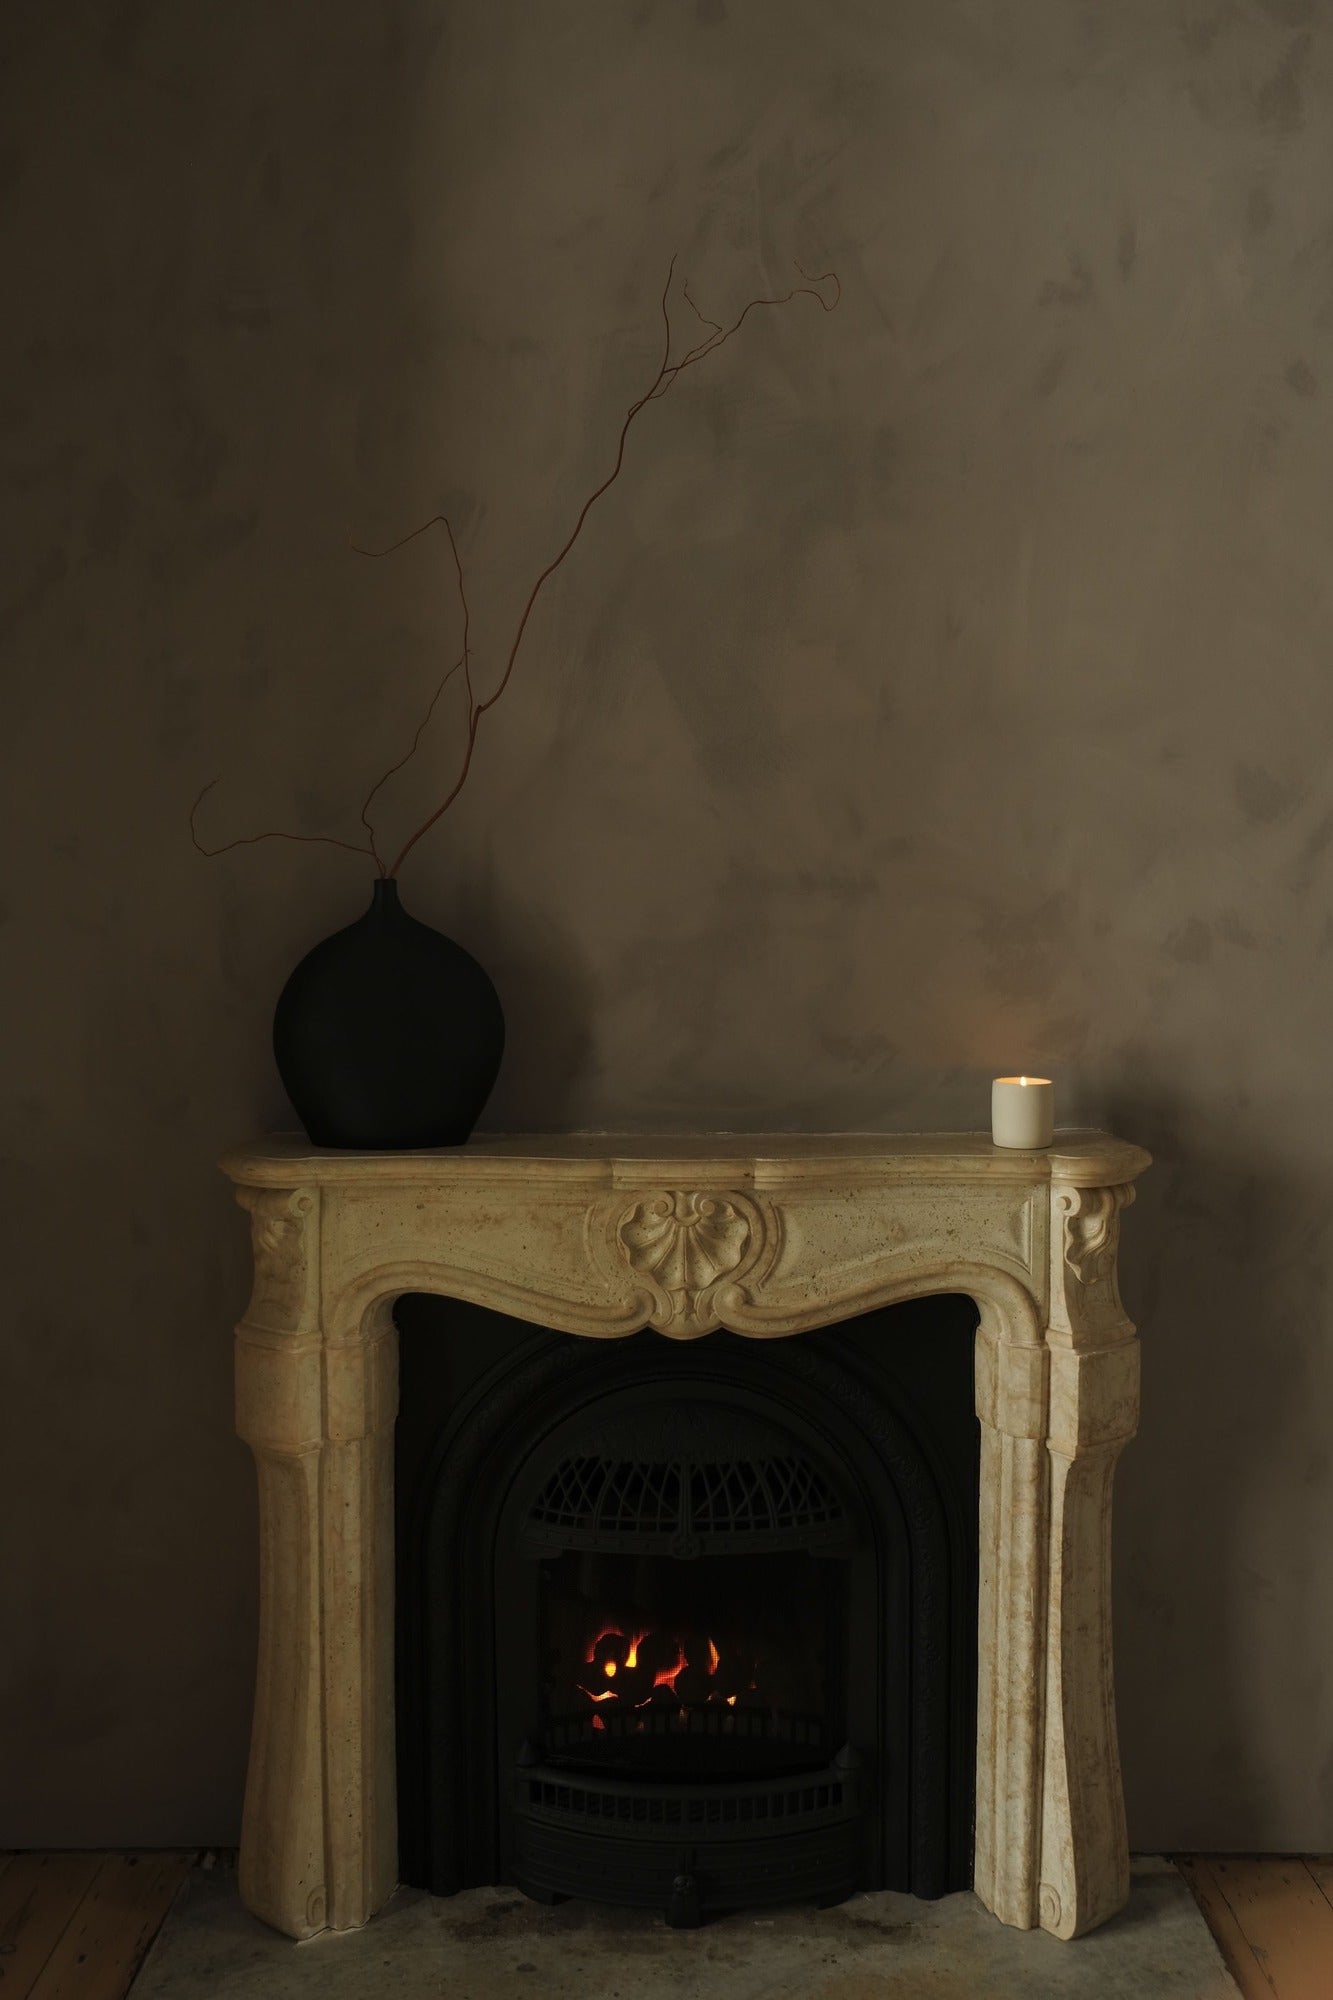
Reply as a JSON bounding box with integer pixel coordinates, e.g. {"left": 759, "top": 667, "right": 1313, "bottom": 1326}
{"left": 522, "top": 1401, "right": 852, "bottom": 1556}
{"left": 531, "top": 1455, "right": 683, "bottom": 1539}
{"left": 518, "top": 1763, "right": 854, "bottom": 1835}
{"left": 690, "top": 1455, "right": 843, "bottom": 1536}
{"left": 544, "top": 1705, "right": 826, "bottom": 1759}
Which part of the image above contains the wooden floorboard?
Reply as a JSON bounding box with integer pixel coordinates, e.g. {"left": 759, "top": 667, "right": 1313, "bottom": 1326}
{"left": 1177, "top": 1855, "right": 1333, "bottom": 2000}
{"left": 28, "top": 1853, "right": 193, "bottom": 2000}
{"left": 0, "top": 1853, "right": 192, "bottom": 2000}
{"left": 0, "top": 1854, "right": 105, "bottom": 1997}
{"left": 1307, "top": 1857, "right": 1333, "bottom": 1912}
{"left": 1176, "top": 1857, "right": 1273, "bottom": 2000}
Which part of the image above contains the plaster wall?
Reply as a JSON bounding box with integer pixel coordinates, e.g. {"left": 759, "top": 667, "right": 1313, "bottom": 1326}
{"left": 2, "top": 0, "right": 1331, "bottom": 1849}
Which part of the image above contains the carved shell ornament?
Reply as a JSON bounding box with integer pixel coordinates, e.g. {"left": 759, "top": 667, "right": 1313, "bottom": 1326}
{"left": 608, "top": 1188, "right": 779, "bottom": 1336}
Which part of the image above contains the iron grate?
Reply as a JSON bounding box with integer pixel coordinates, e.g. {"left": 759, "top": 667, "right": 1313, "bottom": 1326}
{"left": 522, "top": 1775, "right": 848, "bottom": 1829}
{"left": 528, "top": 1449, "right": 844, "bottom": 1545}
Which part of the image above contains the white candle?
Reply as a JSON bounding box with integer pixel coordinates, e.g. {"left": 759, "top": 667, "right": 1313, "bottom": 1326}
{"left": 991, "top": 1075, "right": 1054, "bottom": 1149}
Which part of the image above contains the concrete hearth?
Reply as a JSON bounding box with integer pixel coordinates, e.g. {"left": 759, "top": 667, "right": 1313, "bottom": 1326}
{"left": 220, "top": 1131, "right": 1150, "bottom": 1945}
{"left": 132, "top": 1859, "right": 1239, "bottom": 2000}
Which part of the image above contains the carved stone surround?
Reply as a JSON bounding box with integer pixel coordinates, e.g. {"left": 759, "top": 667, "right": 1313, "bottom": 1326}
{"left": 220, "top": 1130, "right": 1150, "bottom": 1945}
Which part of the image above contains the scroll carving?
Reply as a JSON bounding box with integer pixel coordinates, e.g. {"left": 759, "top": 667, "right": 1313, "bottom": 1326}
{"left": 1051, "top": 1183, "right": 1135, "bottom": 1344}
{"left": 598, "top": 1188, "right": 781, "bottom": 1336}
{"left": 1059, "top": 1183, "right": 1134, "bottom": 1288}
{"left": 237, "top": 1185, "right": 320, "bottom": 1335}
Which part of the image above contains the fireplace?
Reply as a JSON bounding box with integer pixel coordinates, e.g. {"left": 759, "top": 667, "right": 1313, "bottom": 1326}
{"left": 394, "top": 1300, "right": 979, "bottom": 1923}
{"left": 222, "top": 1131, "right": 1150, "bottom": 1942}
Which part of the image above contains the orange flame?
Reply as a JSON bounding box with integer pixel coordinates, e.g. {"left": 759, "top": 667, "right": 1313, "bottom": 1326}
{"left": 579, "top": 1622, "right": 759, "bottom": 1712}
{"left": 653, "top": 1643, "right": 689, "bottom": 1692}
{"left": 585, "top": 1625, "right": 623, "bottom": 1666}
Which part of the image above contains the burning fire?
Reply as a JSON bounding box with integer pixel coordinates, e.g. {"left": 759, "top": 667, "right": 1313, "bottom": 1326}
{"left": 653, "top": 1643, "right": 688, "bottom": 1692}
{"left": 574, "top": 1623, "right": 757, "bottom": 1716}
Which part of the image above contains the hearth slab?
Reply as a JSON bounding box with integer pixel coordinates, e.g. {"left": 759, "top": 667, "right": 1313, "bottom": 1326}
{"left": 131, "top": 1858, "right": 1238, "bottom": 1999}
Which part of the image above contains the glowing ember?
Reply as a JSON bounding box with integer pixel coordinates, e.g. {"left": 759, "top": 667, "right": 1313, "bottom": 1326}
{"left": 575, "top": 1621, "right": 761, "bottom": 1717}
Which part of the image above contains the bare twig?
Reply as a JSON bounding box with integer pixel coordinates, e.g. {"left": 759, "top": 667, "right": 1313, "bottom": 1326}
{"left": 357, "top": 653, "right": 466, "bottom": 870}
{"left": 193, "top": 255, "right": 840, "bottom": 881}
{"left": 348, "top": 508, "right": 477, "bottom": 871}
{"left": 189, "top": 778, "right": 377, "bottom": 863}
{"left": 380, "top": 258, "right": 840, "bottom": 878}
{"left": 681, "top": 277, "right": 722, "bottom": 339}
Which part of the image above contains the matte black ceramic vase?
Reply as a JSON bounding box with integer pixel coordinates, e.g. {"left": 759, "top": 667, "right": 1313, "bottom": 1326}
{"left": 273, "top": 878, "right": 504, "bottom": 1149}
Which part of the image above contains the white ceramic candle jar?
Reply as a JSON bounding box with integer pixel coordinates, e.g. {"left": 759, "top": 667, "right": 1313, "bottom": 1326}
{"left": 991, "top": 1075, "right": 1054, "bottom": 1149}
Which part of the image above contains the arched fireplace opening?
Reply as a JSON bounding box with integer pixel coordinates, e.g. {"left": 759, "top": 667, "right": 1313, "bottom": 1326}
{"left": 395, "top": 1293, "right": 979, "bottom": 1926}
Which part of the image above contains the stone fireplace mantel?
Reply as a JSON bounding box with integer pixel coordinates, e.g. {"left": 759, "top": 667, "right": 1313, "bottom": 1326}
{"left": 220, "top": 1130, "right": 1150, "bottom": 1944}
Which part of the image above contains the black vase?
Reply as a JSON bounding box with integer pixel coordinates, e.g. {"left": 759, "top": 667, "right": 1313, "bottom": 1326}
{"left": 273, "top": 878, "right": 504, "bottom": 1149}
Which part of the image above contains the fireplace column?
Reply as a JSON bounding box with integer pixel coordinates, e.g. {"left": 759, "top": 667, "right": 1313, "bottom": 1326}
{"left": 1037, "top": 1181, "right": 1141, "bottom": 1940}
{"left": 232, "top": 1183, "right": 398, "bottom": 1938}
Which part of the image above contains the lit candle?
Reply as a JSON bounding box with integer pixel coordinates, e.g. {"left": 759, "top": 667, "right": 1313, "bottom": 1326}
{"left": 991, "top": 1075, "right": 1054, "bottom": 1149}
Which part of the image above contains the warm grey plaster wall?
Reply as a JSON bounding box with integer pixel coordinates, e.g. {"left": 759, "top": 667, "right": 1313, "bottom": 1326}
{"left": 3, "top": 0, "right": 1331, "bottom": 1849}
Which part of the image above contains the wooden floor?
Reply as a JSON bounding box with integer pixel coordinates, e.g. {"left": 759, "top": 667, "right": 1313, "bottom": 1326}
{"left": 1175, "top": 1857, "right": 1333, "bottom": 2000}
{"left": 0, "top": 1854, "right": 195, "bottom": 2000}
{"left": 2, "top": 1851, "right": 1331, "bottom": 1996}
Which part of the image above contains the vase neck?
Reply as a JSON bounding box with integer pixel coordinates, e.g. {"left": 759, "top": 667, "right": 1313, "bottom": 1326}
{"left": 368, "top": 876, "right": 402, "bottom": 918}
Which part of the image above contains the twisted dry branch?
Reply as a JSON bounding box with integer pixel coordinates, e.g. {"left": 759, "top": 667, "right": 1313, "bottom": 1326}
{"left": 191, "top": 256, "right": 840, "bottom": 879}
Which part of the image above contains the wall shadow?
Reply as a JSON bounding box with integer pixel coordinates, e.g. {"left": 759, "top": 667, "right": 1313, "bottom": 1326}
{"left": 1103, "top": 1073, "right": 1329, "bottom": 1848}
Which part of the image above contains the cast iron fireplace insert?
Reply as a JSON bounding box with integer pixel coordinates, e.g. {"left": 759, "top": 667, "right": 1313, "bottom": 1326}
{"left": 395, "top": 1295, "right": 979, "bottom": 1926}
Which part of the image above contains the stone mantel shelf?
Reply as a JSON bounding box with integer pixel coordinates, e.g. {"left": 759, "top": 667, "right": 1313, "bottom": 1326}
{"left": 222, "top": 1127, "right": 1151, "bottom": 1948}
{"left": 222, "top": 1128, "right": 1149, "bottom": 1189}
